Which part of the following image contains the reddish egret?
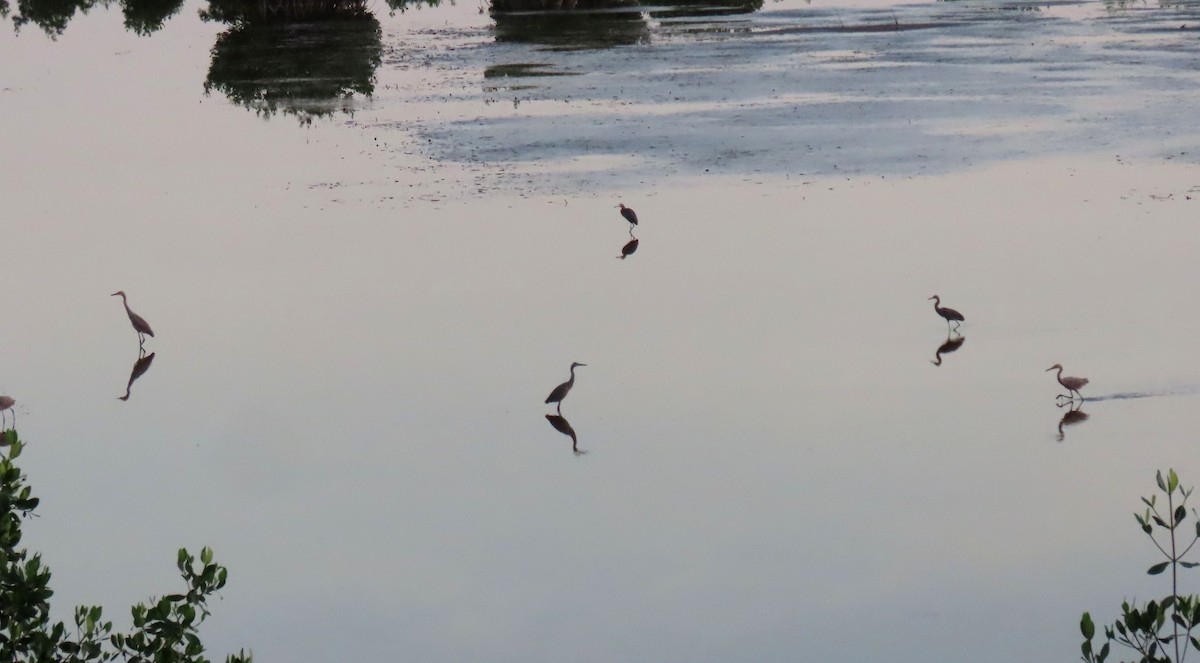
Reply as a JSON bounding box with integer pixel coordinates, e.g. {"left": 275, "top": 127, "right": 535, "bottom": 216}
{"left": 928, "top": 295, "right": 964, "bottom": 330}
{"left": 0, "top": 396, "right": 13, "bottom": 429}
{"left": 545, "top": 362, "right": 586, "bottom": 413}
{"left": 617, "top": 203, "right": 638, "bottom": 227}
{"left": 1046, "top": 364, "right": 1089, "bottom": 400}
{"left": 112, "top": 291, "right": 154, "bottom": 347}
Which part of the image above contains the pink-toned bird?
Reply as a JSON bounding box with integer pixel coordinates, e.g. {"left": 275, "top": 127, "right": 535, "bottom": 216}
{"left": 0, "top": 396, "right": 14, "bottom": 429}
{"left": 112, "top": 291, "right": 154, "bottom": 347}
{"left": 1046, "top": 363, "right": 1089, "bottom": 400}
{"left": 616, "top": 203, "right": 639, "bottom": 228}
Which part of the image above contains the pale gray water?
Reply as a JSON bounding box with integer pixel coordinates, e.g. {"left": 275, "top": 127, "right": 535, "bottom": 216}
{"left": 4, "top": 0, "right": 1200, "bottom": 661}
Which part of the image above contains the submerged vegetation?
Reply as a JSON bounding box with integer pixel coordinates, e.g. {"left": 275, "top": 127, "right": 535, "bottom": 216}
{"left": 0, "top": 429, "right": 250, "bottom": 662}
{"left": 1082, "top": 470, "right": 1200, "bottom": 663}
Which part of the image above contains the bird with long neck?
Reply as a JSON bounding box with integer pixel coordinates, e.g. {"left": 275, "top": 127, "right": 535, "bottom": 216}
{"left": 545, "top": 362, "right": 586, "bottom": 414}
{"left": 928, "top": 295, "right": 964, "bottom": 331}
{"left": 1046, "top": 363, "right": 1089, "bottom": 400}
{"left": 616, "top": 203, "right": 638, "bottom": 229}
{"left": 112, "top": 291, "right": 154, "bottom": 348}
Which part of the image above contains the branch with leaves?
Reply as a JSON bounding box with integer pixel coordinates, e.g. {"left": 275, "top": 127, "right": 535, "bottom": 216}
{"left": 0, "top": 429, "right": 251, "bottom": 663}
{"left": 1082, "top": 469, "right": 1200, "bottom": 663}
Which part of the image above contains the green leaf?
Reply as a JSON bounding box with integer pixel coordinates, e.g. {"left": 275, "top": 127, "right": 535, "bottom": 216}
{"left": 1159, "top": 470, "right": 1169, "bottom": 492}
{"left": 1181, "top": 562, "right": 1199, "bottom": 568}
{"left": 1176, "top": 505, "right": 1187, "bottom": 526}
{"left": 1170, "top": 469, "right": 1180, "bottom": 494}
{"left": 1082, "top": 612, "right": 1096, "bottom": 640}
{"left": 1099, "top": 641, "right": 1109, "bottom": 662}
{"left": 1149, "top": 562, "right": 1170, "bottom": 575}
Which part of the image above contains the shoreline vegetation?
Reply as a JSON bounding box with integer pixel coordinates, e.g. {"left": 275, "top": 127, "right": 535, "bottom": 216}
{"left": 1, "top": 0, "right": 760, "bottom": 36}
{"left": 0, "top": 428, "right": 251, "bottom": 662}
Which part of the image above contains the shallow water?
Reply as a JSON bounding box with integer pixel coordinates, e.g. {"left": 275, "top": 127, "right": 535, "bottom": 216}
{"left": 4, "top": 0, "right": 1200, "bottom": 661}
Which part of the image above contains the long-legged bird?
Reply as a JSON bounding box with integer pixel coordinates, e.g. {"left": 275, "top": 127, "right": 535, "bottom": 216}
{"left": 617, "top": 203, "right": 638, "bottom": 229}
{"left": 545, "top": 362, "right": 586, "bottom": 414}
{"left": 928, "top": 295, "right": 965, "bottom": 331}
{"left": 112, "top": 291, "right": 154, "bottom": 347}
{"left": 1046, "top": 363, "right": 1089, "bottom": 400}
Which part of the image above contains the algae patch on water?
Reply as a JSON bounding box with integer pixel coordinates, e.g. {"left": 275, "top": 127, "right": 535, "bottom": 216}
{"left": 483, "top": 63, "right": 578, "bottom": 77}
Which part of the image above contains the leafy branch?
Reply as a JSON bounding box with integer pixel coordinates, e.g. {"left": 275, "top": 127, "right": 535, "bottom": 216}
{"left": 0, "top": 429, "right": 251, "bottom": 663}
{"left": 1082, "top": 469, "right": 1200, "bottom": 663}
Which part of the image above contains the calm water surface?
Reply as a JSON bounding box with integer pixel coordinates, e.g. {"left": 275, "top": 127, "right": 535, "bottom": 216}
{"left": 4, "top": 0, "right": 1200, "bottom": 660}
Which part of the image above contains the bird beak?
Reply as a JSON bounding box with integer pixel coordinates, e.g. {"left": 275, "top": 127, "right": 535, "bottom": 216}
{"left": 1044, "top": 366, "right": 1055, "bottom": 372}
{"left": 110, "top": 292, "right": 119, "bottom": 297}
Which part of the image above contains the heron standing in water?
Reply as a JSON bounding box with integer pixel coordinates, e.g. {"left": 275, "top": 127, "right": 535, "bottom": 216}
{"left": 1046, "top": 363, "right": 1089, "bottom": 400}
{"left": 617, "top": 203, "right": 638, "bottom": 230}
{"left": 928, "top": 295, "right": 964, "bottom": 331}
{"left": 112, "top": 291, "right": 155, "bottom": 348}
{"left": 545, "top": 362, "right": 586, "bottom": 413}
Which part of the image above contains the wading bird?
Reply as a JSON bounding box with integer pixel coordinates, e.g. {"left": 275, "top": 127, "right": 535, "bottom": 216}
{"left": 545, "top": 362, "right": 586, "bottom": 414}
{"left": 0, "top": 396, "right": 13, "bottom": 429}
{"left": 617, "top": 203, "right": 638, "bottom": 228}
{"left": 112, "top": 291, "right": 154, "bottom": 347}
{"left": 928, "top": 295, "right": 964, "bottom": 331}
{"left": 1046, "top": 363, "right": 1089, "bottom": 400}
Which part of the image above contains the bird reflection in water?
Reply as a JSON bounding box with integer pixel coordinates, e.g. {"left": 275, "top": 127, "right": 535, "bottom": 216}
{"left": 118, "top": 351, "right": 156, "bottom": 401}
{"left": 1056, "top": 400, "right": 1089, "bottom": 442}
{"left": 930, "top": 332, "right": 965, "bottom": 366}
{"left": 545, "top": 414, "right": 586, "bottom": 455}
{"left": 618, "top": 234, "right": 639, "bottom": 260}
